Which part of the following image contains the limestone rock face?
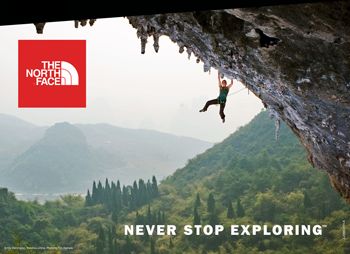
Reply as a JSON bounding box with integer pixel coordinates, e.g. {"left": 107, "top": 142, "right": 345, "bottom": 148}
{"left": 127, "top": 1, "right": 350, "bottom": 201}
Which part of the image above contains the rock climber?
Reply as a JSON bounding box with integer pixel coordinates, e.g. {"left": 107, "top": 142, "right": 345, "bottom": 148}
{"left": 199, "top": 71, "right": 233, "bottom": 123}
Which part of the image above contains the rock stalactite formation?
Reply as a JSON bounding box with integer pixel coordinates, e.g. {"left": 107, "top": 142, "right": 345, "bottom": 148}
{"left": 34, "top": 23, "right": 46, "bottom": 34}
{"left": 127, "top": 1, "right": 350, "bottom": 201}
{"left": 35, "top": 19, "right": 96, "bottom": 34}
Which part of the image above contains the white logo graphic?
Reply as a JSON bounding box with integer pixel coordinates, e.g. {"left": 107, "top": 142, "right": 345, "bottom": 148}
{"left": 26, "top": 61, "right": 79, "bottom": 86}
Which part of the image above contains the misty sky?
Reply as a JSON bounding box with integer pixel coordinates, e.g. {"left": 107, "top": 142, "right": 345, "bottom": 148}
{"left": 0, "top": 18, "right": 262, "bottom": 142}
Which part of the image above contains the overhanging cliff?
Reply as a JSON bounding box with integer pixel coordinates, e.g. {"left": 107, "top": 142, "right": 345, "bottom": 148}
{"left": 127, "top": 1, "right": 350, "bottom": 201}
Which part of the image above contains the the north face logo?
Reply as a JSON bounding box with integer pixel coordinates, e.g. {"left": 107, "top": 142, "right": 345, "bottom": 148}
{"left": 26, "top": 61, "right": 79, "bottom": 86}
{"left": 18, "top": 40, "right": 86, "bottom": 107}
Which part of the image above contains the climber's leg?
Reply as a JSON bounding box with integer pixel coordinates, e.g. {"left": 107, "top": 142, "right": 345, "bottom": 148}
{"left": 219, "top": 102, "right": 226, "bottom": 123}
{"left": 200, "top": 99, "right": 219, "bottom": 112}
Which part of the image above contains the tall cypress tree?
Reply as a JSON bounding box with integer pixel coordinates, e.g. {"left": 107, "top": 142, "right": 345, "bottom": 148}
{"left": 146, "top": 180, "right": 152, "bottom": 201}
{"left": 130, "top": 181, "right": 138, "bottom": 209}
{"left": 194, "top": 193, "right": 201, "bottom": 208}
{"left": 138, "top": 179, "right": 147, "bottom": 204}
{"left": 85, "top": 190, "right": 92, "bottom": 206}
{"left": 152, "top": 176, "right": 159, "bottom": 197}
{"left": 97, "top": 181, "right": 103, "bottom": 204}
{"left": 236, "top": 198, "right": 245, "bottom": 217}
{"left": 122, "top": 186, "right": 129, "bottom": 208}
{"left": 105, "top": 178, "right": 111, "bottom": 195}
{"left": 105, "top": 178, "right": 111, "bottom": 208}
{"left": 193, "top": 207, "right": 201, "bottom": 225}
{"left": 105, "top": 178, "right": 110, "bottom": 190}
{"left": 110, "top": 182, "right": 117, "bottom": 212}
{"left": 92, "top": 181, "right": 97, "bottom": 204}
{"left": 208, "top": 213, "right": 219, "bottom": 226}
{"left": 227, "top": 200, "right": 234, "bottom": 219}
{"left": 115, "top": 181, "right": 122, "bottom": 211}
{"left": 111, "top": 181, "right": 116, "bottom": 189}
{"left": 207, "top": 193, "right": 215, "bottom": 214}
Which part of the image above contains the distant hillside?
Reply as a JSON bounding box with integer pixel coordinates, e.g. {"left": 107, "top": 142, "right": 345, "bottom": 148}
{"left": 0, "top": 114, "right": 45, "bottom": 173}
{"left": 1, "top": 119, "right": 212, "bottom": 194}
{"left": 3, "top": 123, "right": 96, "bottom": 193}
{"left": 166, "top": 109, "right": 304, "bottom": 187}
{"left": 77, "top": 123, "right": 212, "bottom": 180}
{"left": 122, "top": 110, "right": 350, "bottom": 253}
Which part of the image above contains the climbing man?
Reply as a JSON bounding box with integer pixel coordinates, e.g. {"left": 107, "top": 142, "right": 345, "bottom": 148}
{"left": 199, "top": 71, "right": 233, "bottom": 123}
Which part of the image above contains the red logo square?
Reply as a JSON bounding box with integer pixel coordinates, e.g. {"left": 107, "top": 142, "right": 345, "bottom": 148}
{"left": 18, "top": 40, "right": 86, "bottom": 108}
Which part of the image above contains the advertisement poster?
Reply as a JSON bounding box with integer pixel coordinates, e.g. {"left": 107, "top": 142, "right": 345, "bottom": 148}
{"left": 0, "top": 1, "right": 349, "bottom": 253}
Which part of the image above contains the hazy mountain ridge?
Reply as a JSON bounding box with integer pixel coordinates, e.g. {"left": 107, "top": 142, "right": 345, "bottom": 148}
{"left": 0, "top": 114, "right": 46, "bottom": 173}
{"left": 0, "top": 115, "right": 212, "bottom": 195}
{"left": 77, "top": 123, "right": 212, "bottom": 176}
{"left": 3, "top": 122, "right": 95, "bottom": 193}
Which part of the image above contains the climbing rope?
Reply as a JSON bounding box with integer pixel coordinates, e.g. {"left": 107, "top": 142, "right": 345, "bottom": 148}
{"left": 227, "top": 87, "right": 247, "bottom": 97}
